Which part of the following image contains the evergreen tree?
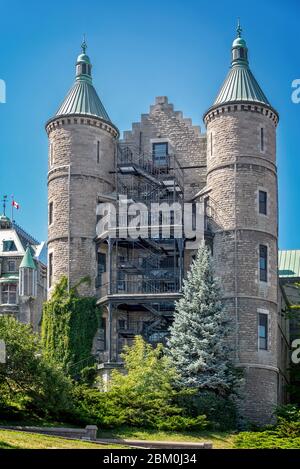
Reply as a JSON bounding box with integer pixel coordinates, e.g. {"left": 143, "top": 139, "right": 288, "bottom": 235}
{"left": 167, "top": 242, "right": 237, "bottom": 395}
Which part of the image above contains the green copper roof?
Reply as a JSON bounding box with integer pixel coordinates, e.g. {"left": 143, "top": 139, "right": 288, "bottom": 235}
{"left": 279, "top": 250, "right": 300, "bottom": 278}
{"left": 213, "top": 23, "right": 271, "bottom": 107}
{"left": 55, "top": 40, "right": 111, "bottom": 122}
{"left": 20, "top": 247, "right": 36, "bottom": 270}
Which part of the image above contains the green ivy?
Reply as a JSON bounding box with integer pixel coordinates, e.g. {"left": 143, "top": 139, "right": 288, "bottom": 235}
{"left": 41, "top": 276, "right": 101, "bottom": 378}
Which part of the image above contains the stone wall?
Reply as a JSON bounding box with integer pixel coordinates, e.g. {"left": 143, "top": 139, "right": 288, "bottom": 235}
{"left": 204, "top": 104, "right": 279, "bottom": 424}
{"left": 47, "top": 117, "right": 117, "bottom": 297}
{"left": 121, "top": 96, "right": 207, "bottom": 200}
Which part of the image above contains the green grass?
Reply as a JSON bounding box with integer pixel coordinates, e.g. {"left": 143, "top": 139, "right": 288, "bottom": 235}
{"left": 0, "top": 430, "right": 127, "bottom": 449}
{"left": 234, "top": 431, "right": 300, "bottom": 449}
{"left": 99, "top": 426, "right": 236, "bottom": 449}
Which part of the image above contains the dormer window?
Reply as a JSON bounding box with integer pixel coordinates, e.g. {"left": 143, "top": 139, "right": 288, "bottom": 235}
{"left": 3, "top": 240, "right": 17, "bottom": 252}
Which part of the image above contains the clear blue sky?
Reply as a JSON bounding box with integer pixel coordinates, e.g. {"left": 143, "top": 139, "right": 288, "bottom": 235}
{"left": 0, "top": 0, "right": 299, "bottom": 249}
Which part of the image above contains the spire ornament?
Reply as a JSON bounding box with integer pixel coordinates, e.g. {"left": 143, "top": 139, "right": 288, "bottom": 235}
{"left": 237, "top": 18, "right": 242, "bottom": 38}
{"left": 81, "top": 34, "right": 87, "bottom": 54}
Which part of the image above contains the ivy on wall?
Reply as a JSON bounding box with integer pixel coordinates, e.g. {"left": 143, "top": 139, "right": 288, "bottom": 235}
{"left": 41, "top": 276, "right": 101, "bottom": 378}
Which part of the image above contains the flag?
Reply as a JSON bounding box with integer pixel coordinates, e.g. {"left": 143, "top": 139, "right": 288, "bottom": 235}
{"left": 12, "top": 200, "right": 20, "bottom": 210}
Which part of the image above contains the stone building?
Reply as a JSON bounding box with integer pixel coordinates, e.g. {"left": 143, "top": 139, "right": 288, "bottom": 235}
{"left": 46, "top": 28, "right": 290, "bottom": 424}
{"left": 0, "top": 214, "right": 47, "bottom": 330}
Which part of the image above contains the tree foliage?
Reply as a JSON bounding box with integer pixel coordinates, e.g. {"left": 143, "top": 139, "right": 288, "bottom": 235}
{"left": 41, "top": 276, "right": 101, "bottom": 377}
{"left": 74, "top": 336, "right": 208, "bottom": 431}
{"left": 167, "top": 242, "right": 238, "bottom": 395}
{"left": 0, "top": 316, "right": 73, "bottom": 420}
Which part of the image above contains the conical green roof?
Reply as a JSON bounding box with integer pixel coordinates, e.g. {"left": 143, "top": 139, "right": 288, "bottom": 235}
{"left": 213, "top": 24, "right": 270, "bottom": 107}
{"left": 55, "top": 41, "right": 111, "bottom": 122}
{"left": 214, "top": 67, "right": 270, "bottom": 105}
{"left": 20, "top": 247, "right": 36, "bottom": 270}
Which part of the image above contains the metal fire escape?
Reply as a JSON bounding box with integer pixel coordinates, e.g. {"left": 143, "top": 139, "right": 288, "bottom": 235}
{"left": 95, "top": 143, "right": 185, "bottom": 364}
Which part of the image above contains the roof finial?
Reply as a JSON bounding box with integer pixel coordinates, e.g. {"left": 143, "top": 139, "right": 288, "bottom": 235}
{"left": 81, "top": 34, "right": 87, "bottom": 54}
{"left": 237, "top": 18, "right": 242, "bottom": 38}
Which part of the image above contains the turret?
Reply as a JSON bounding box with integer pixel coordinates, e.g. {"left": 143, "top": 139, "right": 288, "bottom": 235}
{"left": 203, "top": 23, "right": 279, "bottom": 425}
{"left": 19, "top": 246, "right": 37, "bottom": 298}
{"left": 46, "top": 40, "right": 119, "bottom": 296}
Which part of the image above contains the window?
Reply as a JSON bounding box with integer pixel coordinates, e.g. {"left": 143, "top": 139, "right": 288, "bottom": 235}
{"left": 1, "top": 284, "right": 17, "bottom": 305}
{"left": 49, "top": 253, "right": 53, "bottom": 288}
{"left": 97, "top": 318, "right": 106, "bottom": 352}
{"left": 49, "top": 202, "right": 53, "bottom": 225}
{"left": 210, "top": 133, "right": 213, "bottom": 156}
{"left": 97, "top": 141, "right": 100, "bottom": 164}
{"left": 97, "top": 253, "right": 106, "bottom": 287}
{"left": 152, "top": 142, "right": 168, "bottom": 166}
{"left": 50, "top": 143, "right": 54, "bottom": 166}
{"left": 82, "top": 63, "right": 87, "bottom": 75}
{"left": 8, "top": 260, "right": 16, "bottom": 272}
{"left": 204, "top": 197, "right": 209, "bottom": 230}
{"left": 260, "top": 127, "right": 264, "bottom": 152}
{"left": 259, "top": 245, "right": 268, "bottom": 282}
{"left": 259, "top": 190, "right": 267, "bottom": 215}
{"left": 192, "top": 202, "right": 197, "bottom": 231}
{"left": 117, "top": 270, "right": 126, "bottom": 291}
{"left": 3, "top": 240, "right": 17, "bottom": 252}
{"left": 259, "top": 313, "right": 268, "bottom": 350}
{"left": 118, "top": 319, "right": 126, "bottom": 330}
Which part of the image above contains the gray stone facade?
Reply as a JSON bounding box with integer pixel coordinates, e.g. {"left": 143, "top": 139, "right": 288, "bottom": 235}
{"left": 46, "top": 117, "right": 118, "bottom": 296}
{"left": 46, "top": 35, "right": 290, "bottom": 426}
{"left": 201, "top": 104, "right": 280, "bottom": 423}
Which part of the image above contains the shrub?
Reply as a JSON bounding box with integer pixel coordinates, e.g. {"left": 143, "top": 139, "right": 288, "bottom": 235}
{"left": 174, "top": 390, "right": 237, "bottom": 431}
{"left": 275, "top": 404, "right": 300, "bottom": 422}
{"left": 80, "top": 365, "right": 98, "bottom": 386}
{"left": 72, "top": 337, "right": 209, "bottom": 430}
{"left": 156, "top": 415, "right": 208, "bottom": 432}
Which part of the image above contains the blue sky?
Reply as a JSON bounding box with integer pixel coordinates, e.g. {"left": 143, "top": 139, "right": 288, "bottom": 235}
{"left": 0, "top": 0, "right": 299, "bottom": 249}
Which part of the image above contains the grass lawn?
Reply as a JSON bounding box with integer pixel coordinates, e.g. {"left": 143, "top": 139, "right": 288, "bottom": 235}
{"left": 0, "top": 430, "right": 127, "bottom": 449}
{"left": 99, "top": 426, "right": 237, "bottom": 449}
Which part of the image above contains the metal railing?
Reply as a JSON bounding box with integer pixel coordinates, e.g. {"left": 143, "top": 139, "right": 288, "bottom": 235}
{"left": 100, "top": 278, "right": 180, "bottom": 296}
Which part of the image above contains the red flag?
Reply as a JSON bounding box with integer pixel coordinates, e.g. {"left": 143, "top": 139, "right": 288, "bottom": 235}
{"left": 12, "top": 200, "right": 20, "bottom": 210}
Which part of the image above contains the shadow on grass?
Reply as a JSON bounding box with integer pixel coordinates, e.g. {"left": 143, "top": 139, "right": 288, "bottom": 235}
{"left": 0, "top": 440, "right": 21, "bottom": 449}
{"left": 99, "top": 426, "right": 234, "bottom": 442}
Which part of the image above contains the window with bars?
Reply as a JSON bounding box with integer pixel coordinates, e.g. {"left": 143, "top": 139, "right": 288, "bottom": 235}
{"left": 259, "top": 245, "right": 268, "bottom": 282}
{"left": 259, "top": 312, "right": 268, "bottom": 350}
{"left": 1, "top": 284, "right": 17, "bottom": 304}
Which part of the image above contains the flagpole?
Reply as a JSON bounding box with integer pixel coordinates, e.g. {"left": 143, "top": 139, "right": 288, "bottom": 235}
{"left": 11, "top": 195, "right": 14, "bottom": 223}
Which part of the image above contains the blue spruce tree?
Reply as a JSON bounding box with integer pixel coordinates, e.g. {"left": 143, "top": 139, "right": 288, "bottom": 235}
{"left": 167, "top": 242, "right": 237, "bottom": 395}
